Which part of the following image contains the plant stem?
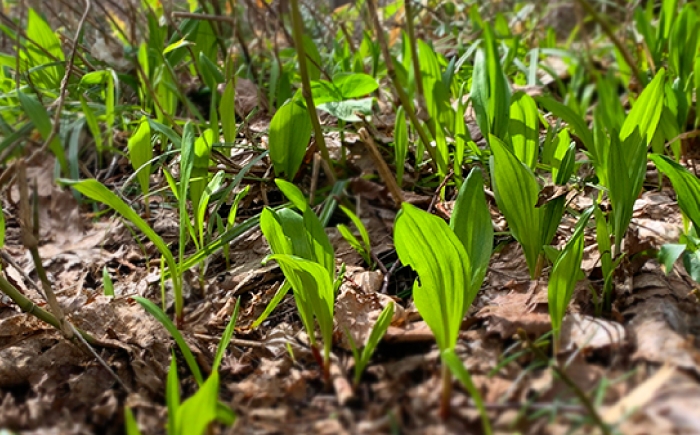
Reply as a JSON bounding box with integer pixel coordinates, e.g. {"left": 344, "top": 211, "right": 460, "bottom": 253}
{"left": 288, "top": 0, "right": 336, "bottom": 183}
{"left": 366, "top": 0, "right": 438, "bottom": 168}
{"left": 0, "top": 274, "right": 96, "bottom": 345}
{"left": 439, "top": 363, "right": 453, "bottom": 420}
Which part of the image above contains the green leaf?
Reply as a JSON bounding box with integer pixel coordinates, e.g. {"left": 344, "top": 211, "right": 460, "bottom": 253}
{"left": 548, "top": 209, "right": 591, "bottom": 343}
{"left": 166, "top": 356, "right": 180, "bottom": 433}
{"left": 79, "top": 96, "right": 103, "bottom": 153}
{"left": 127, "top": 116, "right": 153, "bottom": 197}
{"left": 536, "top": 95, "right": 593, "bottom": 150}
{"left": 18, "top": 91, "right": 67, "bottom": 174}
{"left": 66, "top": 179, "right": 182, "bottom": 318}
{"left": 450, "top": 167, "right": 492, "bottom": 293}
{"left": 213, "top": 298, "right": 240, "bottom": 373}
{"left": 659, "top": 244, "right": 686, "bottom": 275}
{"left": 124, "top": 408, "right": 143, "bottom": 435}
{"left": 418, "top": 40, "right": 452, "bottom": 126}
{"left": 332, "top": 73, "right": 379, "bottom": 99}
{"left": 134, "top": 297, "right": 203, "bottom": 385}
{"left": 251, "top": 281, "right": 292, "bottom": 329}
{"left": 268, "top": 98, "right": 312, "bottom": 179}
{"left": 620, "top": 68, "right": 666, "bottom": 145}
{"left": 394, "top": 106, "right": 408, "bottom": 185}
{"left": 471, "top": 25, "right": 511, "bottom": 140}
{"left": 174, "top": 371, "right": 220, "bottom": 435}
{"left": 220, "top": 79, "right": 237, "bottom": 144}
{"left": 509, "top": 93, "right": 539, "bottom": 169}
{"left": 608, "top": 131, "right": 647, "bottom": 254}
{"left": 489, "top": 135, "right": 542, "bottom": 278}
{"left": 651, "top": 154, "right": 700, "bottom": 230}
{"left": 24, "top": 9, "right": 64, "bottom": 89}
{"left": 317, "top": 98, "right": 374, "bottom": 122}
{"left": 302, "top": 34, "right": 322, "bottom": 81}
{"left": 190, "top": 129, "right": 215, "bottom": 216}
{"left": 352, "top": 302, "right": 394, "bottom": 386}
{"left": 394, "top": 203, "right": 471, "bottom": 352}
{"left": 102, "top": 266, "right": 114, "bottom": 297}
{"left": 264, "top": 255, "right": 335, "bottom": 364}
{"left": 275, "top": 179, "right": 309, "bottom": 212}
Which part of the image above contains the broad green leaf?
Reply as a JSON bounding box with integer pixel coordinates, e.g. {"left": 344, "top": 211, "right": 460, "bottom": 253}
{"left": 268, "top": 99, "right": 312, "bottom": 179}
{"left": 174, "top": 371, "right": 220, "bottom": 435}
{"left": 683, "top": 249, "right": 700, "bottom": 282}
{"left": 394, "top": 106, "right": 408, "bottom": 185}
{"left": 195, "top": 171, "right": 225, "bottom": 246}
{"left": 127, "top": 116, "right": 153, "bottom": 197}
{"left": 620, "top": 68, "right": 665, "bottom": 145}
{"left": 275, "top": 179, "right": 309, "bottom": 212}
{"left": 394, "top": 203, "right": 471, "bottom": 352}
{"left": 509, "top": 93, "right": 539, "bottom": 169}
{"left": 418, "top": 40, "right": 452, "bottom": 126}
{"left": 489, "top": 135, "right": 542, "bottom": 278}
{"left": 659, "top": 243, "right": 686, "bottom": 274}
{"left": 220, "top": 79, "right": 236, "bottom": 144}
{"left": 190, "top": 129, "right": 215, "bottom": 215}
{"left": 24, "top": 9, "right": 64, "bottom": 89}
{"left": 548, "top": 209, "right": 591, "bottom": 344}
{"left": 251, "top": 281, "right": 292, "bottom": 329}
{"left": 550, "top": 130, "right": 573, "bottom": 183}
{"left": 442, "top": 349, "right": 492, "bottom": 435}
{"left": 651, "top": 154, "right": 700, "bottom": 230}
{"left": 450, "top": 167, "right": 492, "bottom": 293}
{"left": 265, "top": 255, "right": 335, "bottom": 363}
{"left": 608, "top": 131, "right": 647, "bottom": 254}
{"left": 333, "top": 73, "right": 379, "bottom": 99}
{"left": 470, "top": 25, "right": 511, "bottom": 140}
{"left": 317, "top": 98, "right": 374, "bottom": 122}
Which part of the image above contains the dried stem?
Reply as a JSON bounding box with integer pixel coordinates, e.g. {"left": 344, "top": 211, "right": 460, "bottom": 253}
{"left": 366, "top": 0, "right": 437, "bottom": 168}
{"left": 358, "top": 127, "right": 404, "bottom": 207}
{"left": 289, "top": 0, "right": 335, "bottom": 183}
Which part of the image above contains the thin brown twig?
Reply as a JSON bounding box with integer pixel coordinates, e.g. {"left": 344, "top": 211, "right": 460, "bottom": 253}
{"left": 358, "top": 127, "right": 404, "bottom": 207}
{"left": 365, "top": 0, "right": 437, "bottom": 168}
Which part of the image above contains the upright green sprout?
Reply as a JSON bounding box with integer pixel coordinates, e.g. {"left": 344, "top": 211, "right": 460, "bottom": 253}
{"left": 394, "top": 168, "right": 492, "bottom": 423}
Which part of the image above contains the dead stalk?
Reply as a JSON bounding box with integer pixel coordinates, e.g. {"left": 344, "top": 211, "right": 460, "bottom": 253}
{"left": 289, "top": 0, "right": 336, "bottom": 183}
{"left": 365, "top": 0, "right": 438, "bottom": 168}
{"left": 17, "top": 161, "right": 72, "bottom": 338}
{"left": 358, "top": 128, "right": 404, "bottom": 206}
